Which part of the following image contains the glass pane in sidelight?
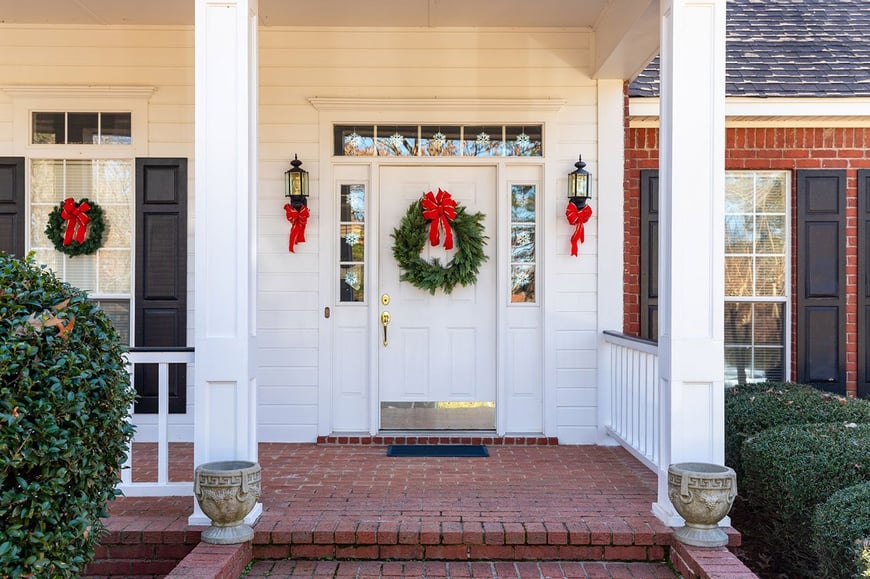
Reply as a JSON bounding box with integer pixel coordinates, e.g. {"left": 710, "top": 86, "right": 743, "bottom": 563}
{"left": 420, "top": 126, "right": 462, "bottom": 157}
{"left": 32, "top": 112, "right": 65, "bottom": 144}
{"left": 755, "top": 256, "right": 786, "bottom": 296}
{"left": 464, "top": 126, "right": 503, "bottom": 157}
{"left": 725, "top": 256, "right": 753, "bottom": 297}
{"left": 511, "top": 265, "right": 535, "bottom": 303}
{"left": 339, "top": 224, "right": 365, "bottom": 262}
{"left": 100, "top": 113, "right": 132, "bottom": 144}
{"left": 340, "top": 184, "right": 366, "bottom": 223}
{"left": 334, "top": 126, "right": 374, "bottom": 156}
{"left": 67, "top": 112, "right": 99, "bottom": 144}
{"left": 756, "top": 215, "right": 786, "bottom": 254}
{"left": 340, "top": 264, "right": 364, "bottom": 303}
{"left": 725, "top": 173, "right": 755, "bottom": 214}
{"left": 376, "top": 126, "right": 417, "bottom": 156}
{"left": 505, "top": 126, "right": 543, "bottom": 157}
{"left": 725, "top": 215, "right": 753, "bottom": 253}
{"left": 511, "top": 185, "right": 536, "bottom": 222}
{"left": 511, "top": 225, "right": 535, "bottom": 263}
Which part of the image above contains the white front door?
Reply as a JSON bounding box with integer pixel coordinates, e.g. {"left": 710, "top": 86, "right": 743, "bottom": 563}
{"left": 378, "top": 165, "right": 497, "bottom": 429}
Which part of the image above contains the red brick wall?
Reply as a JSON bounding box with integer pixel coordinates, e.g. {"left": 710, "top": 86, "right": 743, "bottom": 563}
{"left": 624, "top": 124, "right": 870, "bottom": 397}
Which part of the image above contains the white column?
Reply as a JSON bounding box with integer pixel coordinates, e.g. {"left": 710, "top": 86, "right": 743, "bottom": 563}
{"left": 190, "top": 0, "right": 260, "bottom": 526}
{"left": 597, "top": 79, "right": 625, "bottom": 445}
{"left": 653, "top": 0, "right": 726, "bottom": 525}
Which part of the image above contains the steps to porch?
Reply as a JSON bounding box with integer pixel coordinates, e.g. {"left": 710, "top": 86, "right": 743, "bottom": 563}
{"left": 89, "top": 443, "right": 754, "bottom": 578}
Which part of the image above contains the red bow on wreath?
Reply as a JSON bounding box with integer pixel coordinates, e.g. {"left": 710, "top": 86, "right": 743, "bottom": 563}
{"left": 60, "top": 197, "right": 91, "bottom": 246}
{"left": 284, "top": 203, "right": 309, "bottom": 253}
{"left": 421, "top": 189, "right": 458, "bottom": 250}
{"left": 565, "top": 202, "right": 593, "bottom": 257}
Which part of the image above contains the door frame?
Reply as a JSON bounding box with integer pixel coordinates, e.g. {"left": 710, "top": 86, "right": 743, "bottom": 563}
{"left": 313, "top": 98, "right": 562, "bottom": 437}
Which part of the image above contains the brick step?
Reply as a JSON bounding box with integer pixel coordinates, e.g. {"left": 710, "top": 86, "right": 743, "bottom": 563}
{"left": 316, "top": 434, "right": 559, "bottom": 445}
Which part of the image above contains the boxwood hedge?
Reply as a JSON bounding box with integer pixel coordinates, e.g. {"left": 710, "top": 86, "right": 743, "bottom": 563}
{"left": 812, "top": 481, "right": 870, "bottom": 579}
{"left": 741, "top": 422, "right": 870, "bottom": 576}
{"left": 724, "top": 382, "right": 870, "bottom": 478}
{"left": 0, "top": 254, "right": 136, "bottom": 577}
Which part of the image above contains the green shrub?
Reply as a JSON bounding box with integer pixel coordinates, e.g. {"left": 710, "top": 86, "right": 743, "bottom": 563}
{"left": 0, "top": 254, "right": 136, "bottom": 577}
{"left": 725, "top": 382, "right": 870, "bottom": 478}
{"left": 812, "top": 482, "right": 870, "bottom": 579}
{"left": 741, "top": 422, "right": 870, "bottom": 576}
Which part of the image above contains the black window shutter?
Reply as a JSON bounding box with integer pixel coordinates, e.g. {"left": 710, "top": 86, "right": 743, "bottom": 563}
{"left": 640, "top": 170, "right": 659, "bottom": 341}
{"left": 796, "top": 170, "right": 847, "bottom": 395}
{"left": 134, "top": 158, "right": 188, "bottom": 413}
{"left": 858, "top": 170, "right": 870, "bottom": 398}
{"left": 0, "top": 157, "right": 25, "bottom": 258}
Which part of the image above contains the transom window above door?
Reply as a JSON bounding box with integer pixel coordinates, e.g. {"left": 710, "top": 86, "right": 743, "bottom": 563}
{"left": 32, "top": 111, "right": 132, "bottom": 145}
{"left": 333, "top": 125, "right": 542, "bottom": 157}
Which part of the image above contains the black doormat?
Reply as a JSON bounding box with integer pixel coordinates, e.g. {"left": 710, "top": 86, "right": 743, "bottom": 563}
{"left": 386, "top": 444, "right": 489, "bottom": 457}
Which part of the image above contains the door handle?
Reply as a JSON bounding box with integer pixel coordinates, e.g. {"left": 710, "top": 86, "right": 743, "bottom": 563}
{"left": 380, "top": 311, "right": 391, "bottom": 346}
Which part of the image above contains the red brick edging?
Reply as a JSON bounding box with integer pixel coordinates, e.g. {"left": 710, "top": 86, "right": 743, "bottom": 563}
{"left": 166, "top": 541, "right": 252, "bottom": 579}
{"left": 670, "top": 541, "right": 758, "bottom": 579}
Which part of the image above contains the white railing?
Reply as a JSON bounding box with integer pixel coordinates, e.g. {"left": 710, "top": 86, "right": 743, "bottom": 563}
{"left": 119, "top": 348, "right": 195, "bottom": 497}
{"left": 603, "top": 331, "right": 659, "bottom": 471}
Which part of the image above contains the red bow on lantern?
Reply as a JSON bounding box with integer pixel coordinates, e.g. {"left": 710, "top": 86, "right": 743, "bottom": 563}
{"left": 565, "top": 202, "right": 593, "bottom": 256}
{"left": 284, "top": 203, "right": 309, "bottom": 253}
{"left": 60, "top": 197, "right": 91, "bottom": 246}
{"left": 421, "top": 189, "right": 458, "bottom": 250}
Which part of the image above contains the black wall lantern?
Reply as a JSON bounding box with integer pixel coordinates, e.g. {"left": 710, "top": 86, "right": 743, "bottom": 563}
{"left": 284, "top": 154, "right": 309, "bottom": 209}
{"left": 567, "top": 155, "right": 591, "bottom": 209}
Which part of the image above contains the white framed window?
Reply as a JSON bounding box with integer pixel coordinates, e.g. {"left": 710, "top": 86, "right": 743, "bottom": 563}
{"left": 724, "top": 170, "right": 790, "bottom": 386}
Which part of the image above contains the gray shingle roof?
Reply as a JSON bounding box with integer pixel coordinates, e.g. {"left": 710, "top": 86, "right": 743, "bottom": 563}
{"left": 628, "top": 0, "right": 870, "bottom": 97}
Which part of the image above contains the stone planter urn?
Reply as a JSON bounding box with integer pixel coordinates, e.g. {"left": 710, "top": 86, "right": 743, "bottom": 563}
{"left": 667, "top": 462, "right": 737, "bottom": 547}
{"left": 194, "top": 460, "right": 262, "bottom": 544}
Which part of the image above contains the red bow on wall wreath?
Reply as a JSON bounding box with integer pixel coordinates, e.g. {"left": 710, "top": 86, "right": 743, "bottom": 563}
{"left": 284, "top": 203, "right": 309, "bottom": 253}
{"left": 565, "top": 202, "right": 593, "bottom": 256}
{"left": 45, "top": 197, "right": 107, "bottom": 257}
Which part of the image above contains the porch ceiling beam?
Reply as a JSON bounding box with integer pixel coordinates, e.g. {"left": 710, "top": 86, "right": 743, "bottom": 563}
{"left": 592, "top": 0, "right": 660, "bottom": 80}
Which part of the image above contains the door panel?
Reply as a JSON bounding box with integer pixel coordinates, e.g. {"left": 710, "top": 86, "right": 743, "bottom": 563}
{"left": 378, "top": 165, "right": 496, "bottom": 428}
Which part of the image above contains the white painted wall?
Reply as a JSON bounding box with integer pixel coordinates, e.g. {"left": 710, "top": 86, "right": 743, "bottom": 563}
{"left": 0, "top": 24, "right": 609, "bottom": 444}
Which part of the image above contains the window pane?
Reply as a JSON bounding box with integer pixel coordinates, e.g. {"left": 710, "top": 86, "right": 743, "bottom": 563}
{"left": 511, "top": 265, "right": 535, "bottom": 303}
{"left": 99, "top": 250, "right": 132, "bottom": 294}
{"left": 334, "top": 126, "right": 374, "bottom": 156}
{"left": 464, "top": 126, "right": 503, "bottom": 157}
{"left": 30, "top": 205, "right": 52, "bottom": 248}
{"left": 505, "top": 126, "right": 542, "bottom": 157}
{"left": 65, "top": 160, "right": 95, "bottom": 199}
{"left": 755, "top": 174, "right": 786, "bottom": 213}
{"left": 98, "top": 160, "right": 134, "bottom": 203}
{"left": 103, "top": 204, "right": 132, "bottom": 249}
{"left": 31, "top": 160, "right": 64, "bottom": 203}
{"left": 420, "top": 126, "right": 462, "bottom": 157}
{"left": 376, "top": 126, "right": 417, "bottom": 156}
{"left": 95, "top": 299, "right": 130, "bottom": 344}
{"left": 756, "top": 256, "right": 786, "bottom": 296}
{"left": 724, "top": 302, "right": 752, "bottom": 345}
{"left": 68, "top": 113, "right": 99, "bottom": 144}
{"left": 756, "top": 215, "right": 786, "bottom": 254}
{"left": 100, "top": 113, "right": 132, "bottom": 144}
{"left": 725, "top": 215, "right": 753, "bottom": 253}
{"left": 724, "top": 347, "right": 753, "bottom": 386}
{"left": 340, "top": 224, "right": 365, "bottom": 262}
{"left": 725, "top": 256, "right": 753, "bottom": 297}
{"left": 32, "top": 112, "right": 65, "bottom": 144}
{"left": 340, "top": 264, "right": 364, "bottom": 302}
{"left": 511, "top": 185, "right": 536, "bottom": 222}
{"left": 725, "top": 173, "right": 755, "bottom": 213}
{"left": 754, "top": 302, "right": 785, "bottom": 345}
{"left": 511, "top": 225, "right": 535, "bottom": 263}
{"left": 65, "top": 254, "right": 97, "bottom": 291}
{"left": 755, "top": 348, "right": 784, "bottom": 383}
{"left": 340, "top": 184, "right": 366, "bottom": 223}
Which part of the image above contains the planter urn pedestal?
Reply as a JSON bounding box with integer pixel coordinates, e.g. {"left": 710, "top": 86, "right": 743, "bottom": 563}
{"left": 667, "top": 462, "right": 737, "bottom": 547}
{"left": 194, "top": 460, "right": 262, "bottom": 544}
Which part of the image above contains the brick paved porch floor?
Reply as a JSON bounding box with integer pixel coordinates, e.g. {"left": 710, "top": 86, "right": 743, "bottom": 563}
{"left": 94, "top": 442, "right": 749, "bottom": 578}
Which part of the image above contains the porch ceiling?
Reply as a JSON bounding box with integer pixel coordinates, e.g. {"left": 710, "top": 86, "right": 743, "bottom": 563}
{"left": 0, "top": 0, "right": 609, "bottom": 28}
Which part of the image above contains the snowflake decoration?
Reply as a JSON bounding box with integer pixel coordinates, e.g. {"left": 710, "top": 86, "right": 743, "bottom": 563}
{"left": 515, "top": 231, "right": 531, "bottom": 246}
{"left": 345, "top": 231, "right": 360, "bottom": 246}
{"left": 347, "top": 131, "right": 360, "bottom": 147}
{"left": 344, "top": 271, "right": 361, "bottom": 291}
{"left": 512, "top": 269, "right": 531, "bottom": 288}
{"left": 476, "top": 131, "right": 491, "bottom": 147}
{"left": 431, "top": 131, "right": 446, "bottom": 147}
{"left": 516, "top": 132, "right": 531, "bottom": 147}
{"left": 389, "top": 132, "right": 404, "bottom": 148}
